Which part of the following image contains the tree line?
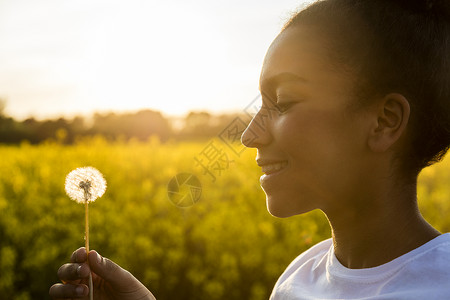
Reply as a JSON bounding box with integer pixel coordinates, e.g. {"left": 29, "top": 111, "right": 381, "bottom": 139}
{"left": 0, "top": 108, "right": 249, "bottom": 144}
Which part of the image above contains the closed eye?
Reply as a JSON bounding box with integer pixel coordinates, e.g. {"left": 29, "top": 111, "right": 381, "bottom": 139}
{"left": 274, "top": 102, "right": 295, "bottom": 113}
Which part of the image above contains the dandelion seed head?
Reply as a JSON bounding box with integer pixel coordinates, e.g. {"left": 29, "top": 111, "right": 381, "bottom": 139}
{"left": 65, "top": 166, "right": 107, "bottom": 203}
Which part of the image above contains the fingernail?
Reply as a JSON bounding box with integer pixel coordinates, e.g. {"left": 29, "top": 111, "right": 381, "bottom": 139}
{"left": 75, "top": 285, "right": 85, "bottom": 295}
{"left": 77, "top": 265, "right": 82, "bottom": 276}
{"left": 95, "top": 251, "right": 102, "bottom": 264}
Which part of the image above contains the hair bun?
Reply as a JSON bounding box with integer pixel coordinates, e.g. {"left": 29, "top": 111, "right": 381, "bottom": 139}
{"left": 429, "top": 0, "right": 450, "bottom": 18}
{"left": 426, "top": 0, "right": 450, "bottom": 11}
{"left": 396, "top": 0, "right": 450, "bottom": 18}
{"left": 425, "top": 0, "right": 435, "bottom": 10}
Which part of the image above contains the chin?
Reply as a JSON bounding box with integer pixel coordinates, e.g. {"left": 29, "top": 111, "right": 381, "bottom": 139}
{"left": 266, "top": 194, "right": 311, "bottom": 218}
{"left": 266, "top": 195, "right": 299, "bottom": 218}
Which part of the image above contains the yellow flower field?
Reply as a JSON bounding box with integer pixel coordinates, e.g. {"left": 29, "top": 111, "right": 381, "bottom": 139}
{"left": 0, "top": 137, "right": 449, "bottom": 299}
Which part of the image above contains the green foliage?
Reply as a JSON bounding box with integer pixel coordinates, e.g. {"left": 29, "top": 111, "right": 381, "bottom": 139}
{"left": 0, "top": 138, "right": 448, "bottom": 299}
{"left": 0, "top": 107, "right": 248, "bottom": 145}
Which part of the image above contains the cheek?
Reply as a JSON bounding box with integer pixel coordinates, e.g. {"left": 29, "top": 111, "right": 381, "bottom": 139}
{"left": 275, "top": 109, "right": 350, "bottom": 159}
{"left": 273, "top": 109, "right": 362, "bottom": 202}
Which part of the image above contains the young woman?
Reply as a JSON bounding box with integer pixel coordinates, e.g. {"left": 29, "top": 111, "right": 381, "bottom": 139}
{"left": 50, "top": 0, "right": 450, "bottom": 299}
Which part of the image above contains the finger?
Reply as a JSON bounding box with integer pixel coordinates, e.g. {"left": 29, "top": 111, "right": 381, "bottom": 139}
{"left": 49, "top": 283, "right": 88, "bottom": 298}
{"left": 57, "top": 263, "right": 91, "bottom": 282}
{"left": 70, "top": 247, "right": 88, "bottom": 263}
{"left": 88, "top": 250, "right": 136, "bottom": 289}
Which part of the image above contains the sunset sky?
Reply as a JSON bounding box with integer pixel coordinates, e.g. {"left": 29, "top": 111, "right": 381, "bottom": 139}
{"left": 0, "top": 0, "right": 311, "bottom": 120}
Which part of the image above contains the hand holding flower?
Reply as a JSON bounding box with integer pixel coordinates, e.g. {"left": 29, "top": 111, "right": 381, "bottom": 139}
{"left": 49, "top": 247, "right": 156, "bottom": 300}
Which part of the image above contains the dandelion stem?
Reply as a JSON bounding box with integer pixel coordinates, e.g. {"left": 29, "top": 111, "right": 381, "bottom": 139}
{"left": 85, "top": 199, "right": 89, "bottom": 253}
{"left": 85, "top": 199, "right": 93, "bottom": 300}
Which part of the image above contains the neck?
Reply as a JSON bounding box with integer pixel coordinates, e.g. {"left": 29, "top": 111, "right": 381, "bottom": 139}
{"left": 324, "top": 178, "right": 440, "bottom": 269}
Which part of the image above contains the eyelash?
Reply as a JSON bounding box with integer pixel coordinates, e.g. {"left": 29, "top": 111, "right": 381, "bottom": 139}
{"left": 274, "top": 102, "right": 294, "bottom": 113}
{"left": 260, "top": 92, "right": 295, "bottom": 114}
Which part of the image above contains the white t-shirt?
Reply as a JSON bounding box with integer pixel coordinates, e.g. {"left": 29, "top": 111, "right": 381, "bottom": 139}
{"left": 270, "top": 233, "right": 450, "bottom": 300}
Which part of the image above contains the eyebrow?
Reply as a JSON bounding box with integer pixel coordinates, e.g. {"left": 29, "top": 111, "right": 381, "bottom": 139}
{"left": 260, "top": 72, "right": 308, "bottom": 90}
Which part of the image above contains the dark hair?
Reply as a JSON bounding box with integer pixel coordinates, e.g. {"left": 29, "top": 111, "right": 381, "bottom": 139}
{"left": 283, "top": 0, "right": 450, "bottom": 173}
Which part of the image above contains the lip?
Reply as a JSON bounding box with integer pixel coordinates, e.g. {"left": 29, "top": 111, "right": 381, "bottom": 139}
{"left": 256, "top": 159, "right": 289, "bottom": 182}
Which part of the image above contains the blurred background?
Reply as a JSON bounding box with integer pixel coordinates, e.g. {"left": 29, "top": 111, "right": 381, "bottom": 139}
{"left": 1, "top": 1, "right": 450, "bottom": 299}
{"left": 0, "top": 0, "right": 312, "bottom": 143}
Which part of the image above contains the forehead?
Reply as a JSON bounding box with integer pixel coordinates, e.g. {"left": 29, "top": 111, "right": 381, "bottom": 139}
{"left": 260, "top": 27, "right": 337, "bottom": 89}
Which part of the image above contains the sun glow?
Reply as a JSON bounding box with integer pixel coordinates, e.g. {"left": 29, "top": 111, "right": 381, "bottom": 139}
{"left": 0, "top": 0, "right": 310, "bottom": 120}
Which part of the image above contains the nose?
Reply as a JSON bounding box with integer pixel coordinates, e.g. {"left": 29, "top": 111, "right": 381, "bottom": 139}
{"left": 241, "top": 108, "right": 273, "bottom": 148}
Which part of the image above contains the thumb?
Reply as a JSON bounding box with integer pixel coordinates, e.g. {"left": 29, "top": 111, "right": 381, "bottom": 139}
{"left": 88, "top": 250, "right": 136, "bottom": 290}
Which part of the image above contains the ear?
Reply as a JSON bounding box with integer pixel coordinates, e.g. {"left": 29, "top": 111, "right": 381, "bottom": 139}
{"left": 367, "top": 93, "right": 410, "bottom": 153}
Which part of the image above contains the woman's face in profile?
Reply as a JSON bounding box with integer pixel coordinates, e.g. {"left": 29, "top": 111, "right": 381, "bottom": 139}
{"left": 242, "top": 26, "right": 371, "bottom": 218}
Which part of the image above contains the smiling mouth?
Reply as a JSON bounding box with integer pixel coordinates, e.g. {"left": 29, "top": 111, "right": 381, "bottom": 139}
{"left": 260, "top": 161, "right": 288, "bottom": 175}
